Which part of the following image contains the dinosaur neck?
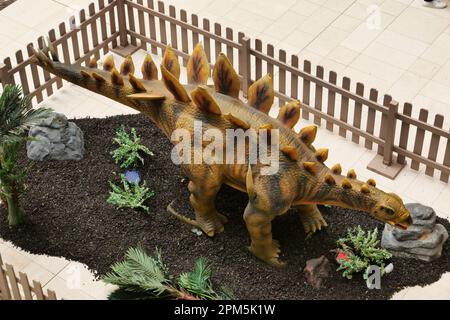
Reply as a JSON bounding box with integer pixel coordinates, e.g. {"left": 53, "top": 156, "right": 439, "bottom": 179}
{"left": 300, "top": 173, "right": 378, "bottom": 213}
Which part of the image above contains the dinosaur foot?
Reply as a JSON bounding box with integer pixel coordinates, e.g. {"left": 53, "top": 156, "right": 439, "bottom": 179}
{"left": 248, "top": 240, "right": 286, "bottom": 268}
{"left": 196, "top": 212, "right": 228, "bottom": 237}
{"left": 300, "top": 212, "right": 328, "bottom": 240}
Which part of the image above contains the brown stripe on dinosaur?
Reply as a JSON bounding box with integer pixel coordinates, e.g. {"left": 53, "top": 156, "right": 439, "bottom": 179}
{"left": 190, "top": 56, "right": 202, "bottom": 83}
{"left": 254, "top": 84, "right": 269, "bottom": 109}
{"left": 215, "top": 65, "right": 233, "bottom": 93}
{"left": 142, "top": 55, "right": 158, "bottom": 80}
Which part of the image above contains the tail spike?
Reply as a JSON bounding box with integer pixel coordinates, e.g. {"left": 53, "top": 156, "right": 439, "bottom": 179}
{"left": 341, "top": 178, "right": 352, "bottom": 189}
{"left": 315, "top": 148, "right": 328, "bottom": 163}
{"left": 161, "top": 65, "right": 190, "bottom": 103}
{"left": 111, "top": 68, "right": 124, "bottom": 86}
{"left": 89, "top": 57, "right": 98, "bottom": 69}
{"left": 48, "top": 40, "right": 59, "bottom": 62}
{"left": 213, "top": 53, "right": 240, "bottom": 98}
{"left": 247, "top": 74, "right": 274, "bottom": 114}
{"left": 120, "top": 55, "right": 135, "bottom": 76}
{"left": 103, "top": 54, "right": 115, "bottom": 72}
{"left": 361, "top": 184, "right": 370, "bottom": 194}
{"left": 80, "top": 71, "right": 91, "bottom": 79}
{"left": 224, "top": 113, "right": 250, "bottom": 130}
{"left": 277, "top": 100, "right": 301, "bottom": 129}
{"left": 367, "top": 179, "right": 376, "bottom": 187}
{"left": 92, "top": 73, "right": 105, "bottom": 82}
{"left": 141, "top": 54, "right": 158, "bottom": 80}
{"left": 162, "top": 45, "right": 180, "bottom": 80}
{"left": 324, "top": 174, "right": 336, "bottom": 185}
{"left": 187, "top": 43, "right": 210, "bottom": 85}
{"left": 331, "top": 164, "right": 342, "bottom": 175}
{"left": 281, "top": 146, "right": 299, "bottom": 162}
{"left": 299, "top": 125, "right": 317, "bottom": 146}
{"left": 347, "top": 169, "right": 357, "bottom": 179}
{"left": 129, "top": 74, "right": 147, "bottom": 93}
{"left": 303, "top": 162, "right": 318, "bottom": 174}
{"left": 191, "top": 86, "right": 221, "bottom": 115}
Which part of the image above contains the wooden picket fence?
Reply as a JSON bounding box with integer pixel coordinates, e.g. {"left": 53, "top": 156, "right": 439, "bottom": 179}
{"left": 0, "top": 0, "right": 449, "bottom": 182}
{"left": 0, "top": 254, "right": 57, "bottom": 300}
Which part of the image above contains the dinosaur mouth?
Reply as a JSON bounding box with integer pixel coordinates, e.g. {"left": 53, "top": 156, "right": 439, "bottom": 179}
{"left": 395, "top": 223, "right": 408, "bottom": 230}
{"left": 394, "top": 215, "right": 413, "bottom": 230}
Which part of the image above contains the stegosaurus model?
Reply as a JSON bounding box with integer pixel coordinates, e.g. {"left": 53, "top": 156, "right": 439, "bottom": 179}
{"left": 31, "top": 43, "right": 413, "bottom": 267}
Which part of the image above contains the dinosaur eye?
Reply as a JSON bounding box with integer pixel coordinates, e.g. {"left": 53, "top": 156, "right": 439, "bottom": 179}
{"left": 381, "top": 206, "right": 395, "bottom": 216}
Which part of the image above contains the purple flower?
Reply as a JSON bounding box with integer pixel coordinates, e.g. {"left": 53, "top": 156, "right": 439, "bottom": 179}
{"left": 125, "top": 170, "right": 141, "bottom": 185}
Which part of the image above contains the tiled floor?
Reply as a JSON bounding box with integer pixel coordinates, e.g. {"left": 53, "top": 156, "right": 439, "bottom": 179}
{"left": 0, "top": 0, "right": 450, "bottom": 300}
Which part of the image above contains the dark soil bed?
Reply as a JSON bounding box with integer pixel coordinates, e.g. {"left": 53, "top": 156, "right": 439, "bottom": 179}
{"left": 1, "top": 114, "right": 449, "bottom": 300}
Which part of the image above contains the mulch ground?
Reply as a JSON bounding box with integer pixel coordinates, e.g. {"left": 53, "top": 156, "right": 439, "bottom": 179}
{"left": 0, "top": 114, "right": 449, "bottom": 300}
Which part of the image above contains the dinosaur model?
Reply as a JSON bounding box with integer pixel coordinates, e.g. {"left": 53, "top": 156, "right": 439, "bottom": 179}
{"left": 31, "top": 43, "right": 413, "bottom": 267}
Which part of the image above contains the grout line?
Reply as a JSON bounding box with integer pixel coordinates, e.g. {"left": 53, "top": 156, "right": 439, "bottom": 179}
{"left": 295, "top": 0, "right": 359, "bottom": 56}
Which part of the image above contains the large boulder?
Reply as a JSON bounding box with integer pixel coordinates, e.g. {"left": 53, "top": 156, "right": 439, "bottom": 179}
{"left": 27, "top": 112, "right": 84, "bottom": 161}
{"left": 381, "top": 203, "right": 448, "bottom": 262}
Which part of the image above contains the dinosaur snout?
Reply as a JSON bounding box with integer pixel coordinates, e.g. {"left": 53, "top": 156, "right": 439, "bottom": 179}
{"left": 395, "top": 214, "right": 413, "bottom": 230}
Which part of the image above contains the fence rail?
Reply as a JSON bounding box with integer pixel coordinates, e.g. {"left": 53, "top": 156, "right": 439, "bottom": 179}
{"left": 0, "top": 0, "right": 449, "bottom": 182}
{"left": 0, "top": 254, "right": 57, "bottom": 300}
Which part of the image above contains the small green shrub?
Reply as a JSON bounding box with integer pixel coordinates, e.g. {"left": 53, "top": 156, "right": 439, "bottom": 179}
{"left": 107, "top": 174, "right": 154, "bottom": 212}
{"left": 336, "top": 226, "right": 392, "bottom": 280}
{"left": 111, "top": 126, "right": 153, "bottom": 169}
{"left": 102, "top": 246, "right": 234, "bottom": 300}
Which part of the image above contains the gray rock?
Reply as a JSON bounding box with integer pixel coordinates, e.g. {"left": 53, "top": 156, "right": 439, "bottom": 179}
{"left": 27, "top": 112, "right": 84, "bottom": 161}
{"left": 303, "top": 255, "right": 331, "bottom": 289}
{"left": 381, "top": 203, "right": 448, "bottom": 262}
{"left": 390, "top": 204, "right": 436, "bottom": 241}
{"left": 405, "top": 203, "right": 435, "bottom": 221}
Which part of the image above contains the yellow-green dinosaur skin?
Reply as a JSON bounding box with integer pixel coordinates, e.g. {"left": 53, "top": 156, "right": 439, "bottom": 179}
{"left": 31, "top": 49, "right": 412, "bottom": 267}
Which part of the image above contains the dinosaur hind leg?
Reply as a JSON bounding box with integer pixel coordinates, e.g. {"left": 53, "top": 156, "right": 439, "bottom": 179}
{"left": 188, "top": 179, "right": 228, "bottom": 237}
{"left": 297, "top": 204, "right": 328, "bottom": 239}
{"left": 244, "top": 204, "right": 285, "bottom": 268}
{"left": 169, "top": 164, "right": 227, "bottom": 237}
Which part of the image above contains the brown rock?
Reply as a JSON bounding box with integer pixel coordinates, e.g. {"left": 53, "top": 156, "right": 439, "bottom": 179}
{"left": 303, "top": 255, "right": 331, "bottom": 289}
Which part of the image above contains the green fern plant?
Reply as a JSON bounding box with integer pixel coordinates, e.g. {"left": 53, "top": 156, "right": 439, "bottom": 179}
{"left": 102, "top": 247, "right": 177, "bottom": 298}
{"left": 107, "top": 174, "right": 154, "bottom": 212}
{"left": 336, "top": 226, "right": 392, "bottom": 280}
{"left": 102, "top": 247, "right": 234, "bottom": 300}
{"left": 111, "top": 126, "right": 153, "bottom": 169}
{"left": 178, "top": 258, "right": 235, "bottom": 300}
{"left": 0, "top": 85, "right": 52, "bottom": 226}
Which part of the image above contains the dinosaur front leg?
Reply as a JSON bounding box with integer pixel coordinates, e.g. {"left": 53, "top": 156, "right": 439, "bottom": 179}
{"left": 188, "top": 179, "right": 228, "bottom": 237}
{"left": 244, "top": 204, "right": 284, "bottom": 267}
{"left": 297, "top": 204, "right": 328, "bottom": 239}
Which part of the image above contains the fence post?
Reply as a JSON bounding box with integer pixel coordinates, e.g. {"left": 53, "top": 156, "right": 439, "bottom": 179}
{"left": 367, "top": 99, "right": 405, "bottom": 179}
{"left": 0, "top": 63, "right": 13, "bottom": 89}
{"left": 239, "top": 36, "right": 251, "bottom": 98}
{"left": 111, "top": 0, "right": 139, "bottom": 57}
{"left": 383, "top": 100, "right": 399, "bottom": 166}
{"left": 117, "top": 0, "right": 129, "bottom": 48}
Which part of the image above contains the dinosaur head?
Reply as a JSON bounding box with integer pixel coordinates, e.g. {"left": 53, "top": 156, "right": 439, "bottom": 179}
{"left": 371, "top": 192, "right": 412, "bottom": 230}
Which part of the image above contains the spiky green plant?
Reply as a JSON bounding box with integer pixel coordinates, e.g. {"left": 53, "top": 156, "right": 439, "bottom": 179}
{"left": 0, "top": 85, "right": 52, "bottom": 226}
{"left": 107, "top": 174, "right": 154, "bottom": 212}
{"left": 336, "top": 226, "right": 392, "bottom": 280}
{"left": 111, "top": 126, "right": 153, "bottom": 169}
{"left": 102, "top": 247, "right": 234, "bottom": 300}
{"left": 102, "top": 247, "right": 177, "bottom": 298}
{"left": 178, "top": 258, "right": 235, "bottom": 300}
